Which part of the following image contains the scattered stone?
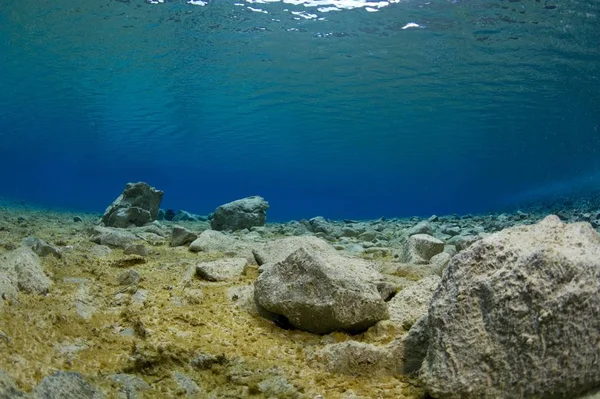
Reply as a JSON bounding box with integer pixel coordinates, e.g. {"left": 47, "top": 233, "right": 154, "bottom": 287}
{"left": 170, "top": 226, "right": 197, "bottom": 247}
{"left": 172, "top": 210, "right": 198, "bottom": 222}
{"left": 308, "top": 216, "right": 338, "bottom": 237}
{"left": 445, "top": 234, "right": 479, "bottom": 251}
{"left": 388, "top": 275, "right": 440, "bottom": 330}
{"left": 402, "top": 315, "right": 429, "bottom": 374}
{"left": 23, "top": 236, "right": 62, "bottom": 258}
{"left": 172, "top": 372, "right": 201, "bottom": 396}
{"left": 182, "top": 288, "right": 204, "bottom": 305}
{"left": 190, "top": 352, "right": 227, "bottom": 370}
{"left": 252, "top": 236, "right": 338, "bottom": 266}
{"left": 90, "top": 226, "right": 137, "bottom": 249}
{"left": 123, "top": 244, "right": 149, "bottom": 257}
{"left": 0, "top": 247, "right": 52, "bottom": 295}
{"left": 118, "top": 269, "right": 141, "bottom": 286}
{"left": 131, "top": 289, "right": 148, "bottom": 307}
{"left": 358, "top": 230, "right": 377, "bottom": 242}
{"left": 405, "top": 221, "right": 433, "bottom": 236}
{"left": 89, "top": 244, "right": 112, "bottom": 258}
{"left": 429, "top": 251, "right": 452, "bottom": 275}
{"left": 196, "top": 258, "right": 247, "bottom": 282}
{"left": 110, "top": 373, "right": 151, "bottom": 398}
{"left": 312, "top": 340, "right": 403, "bottom": 376}
{"left": 189, "top": 230, "right": 255, "bottom": 264}
{"left": 255, "top": 247, "right": 390, "bottom": 334}
{"left": 31, "top": 371, "right": 103, "bottom": 399}
{"left": 407, "top": 234, "right": 444, "bottom": 264}
{"left": 111, "top": 255, "right": 146, "bottom": 268}
{"left": 210, "top": 196, "right": 269, "bottom": 231}
{"left": 0, "top": 369, "right": 24, "bottom": 397}
{"left": 102, "top": 182, "right": 164, "bottom": 228}
{"left": 423, "top": 215, "right": 600, "bottom": 398}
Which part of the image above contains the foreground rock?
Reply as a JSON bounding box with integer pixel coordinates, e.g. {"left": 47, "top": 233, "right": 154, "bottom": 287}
{"left": 102, "top": 182, "right": 163, "bottom": 228}
{"left": 0, "top": 247, "right": 52, "bottom": 295}
{"left": 31, "top": 371, "right": 103, "bottom": 398}
{"left": 252, "top": 236, "right": 338, "bottom": 266}
{"left": 189, "top": 230, "right": 255, "bottom": 264}
{"left": 210, "top": 196, "right": 269, "bottom": 231}
{"left": 197, "top": 258, "right": 247, "bottom": 282}
{"left": 254, "top": 247, "right": 391, "bottom": 334}
{"left": 388, "top": 275, "right": 440, "bottom": 330}
{"left": 422, "top": 215, "right": 600, "bottom": 398}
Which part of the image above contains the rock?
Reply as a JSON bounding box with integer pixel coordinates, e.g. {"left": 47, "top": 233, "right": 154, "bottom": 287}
{"left": 73, "top": 216, "right": 83, "bottom": 223}
{"left": 89, "top": 245, "right": 112, "bottom": 258}
{"left": 101, "top": 182, "right": 163, "bottom": 228}
{"left": 358, "top": 230, "right": 377, "bottom": 242}
{"left": 182, "top": 289, "right": 204, "bottom": 305}
{"left": 31, "top": 371, "right": 103, "bottom": 399}
{"left": 172, "top": 210, "right": 198, "bottom": 222}
{"left": 210, "top": 196, "right": 269, "bottom": 231}
{"left": 388, "top": 275, "right": 440, "bottom": 330}
{"left": 90, "top": 226, "right": 137, "bottom": 249}
{"left": 111, "top": 255, "right": 146, "bottom": 268}
{"left": 170, "top": 226, "right": 197, "bottom": 247}
{"left": 172, "top": 372, "right": 201, "bottom": 396}
{"left": 190, "top": 352, "right": 227, "bottom": 370}
{"left": 164, "top": 209, "right": 176, "bottom": 221}
{"left": 196, "top": 258, "right": 247, "bottom": 282}
{"left": 110, "top": 373, "right": 150, "bottom": 398}
{"left": 405, "top": 221, "right": 433, "bottom": 237}
{"left": 131, "top": 289, "right": 148, "bottom": 307}
{"left": 308, "top": 216, "right": 338, "bottom": 237}
{"left": 445, "top": 234, "right": 479, "bottom": 251}
{"left": 422, "top": 215, "right": 600, "bottom": 399}
{"left": 189, "top": 230, "right": 255, "bottom": 264}
{"left": 0, "top": 369, "right": 24, "bottom": 398}
{"left": 429, "top": 252, "right": 452, "bottom": 275}
{"left": 252, "top": 236, "right": 337, "bottom": 266}
{"left": 407, "top": 234, "right": 444, "bottom": 264}
{"left": 0, "top": 247, "right": 52, "bottom": 295}
{"left": 312, "top": 340, "right": 403, "bottom": 376}
{"left": 123, "top": 244, "right": 149, "bottom": 257}
{"left": 254, "top": 247, "right": 390, "bottom": 334}
{"left": 118, "top": 269, "right": 141, "bottom": 286}
{"left": 23, "top": 237, "right": 62, "bottom": 258}
{"left": 402, "top": 315, "right": 429, "bottom": 374}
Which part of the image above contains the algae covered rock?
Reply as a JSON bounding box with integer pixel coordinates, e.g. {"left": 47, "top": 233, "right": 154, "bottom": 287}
{"left": 31, "top": 371, "right": 104, "bottom": 399}
{"left": 422, "top": 215, "right": 600, "bottom": 399}
{"left": 0, "top": 246, "right": 52, "bottom": 295}
{"left": 102, "top": 182, "right": 164, "bottom": 228}
{"left": 254, "top": 247, "right": 390, "bottom": 334}
{"left": 210, "top": 196, "right": 269, "bottom": 231}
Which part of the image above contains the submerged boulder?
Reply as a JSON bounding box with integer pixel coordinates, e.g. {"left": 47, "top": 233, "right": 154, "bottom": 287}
{"left": 254, "top": 247, "right": 390, "bottom": 334}
{"left": 102, "top": 182, "right": 164, "bottom": 228}
{"left": 0, "top": 247, "right": 52, "bottom": 295}
{"left": 422, "top": 215, "right": 600, "bottom": 398}
{"left": 210, "top": 196, "right": 269, "bottom": 231}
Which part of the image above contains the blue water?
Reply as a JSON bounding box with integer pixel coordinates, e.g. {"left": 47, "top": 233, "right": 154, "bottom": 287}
{"left": 0, "top": 0, "right": 599, "bottom": 221}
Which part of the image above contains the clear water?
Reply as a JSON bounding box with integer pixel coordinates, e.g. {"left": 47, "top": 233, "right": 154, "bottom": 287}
{"left": 0, "top": 0, "right": 599, "bottom": 220}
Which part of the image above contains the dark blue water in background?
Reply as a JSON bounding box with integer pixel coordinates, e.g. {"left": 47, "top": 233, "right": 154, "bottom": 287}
{"left": 0, "top": 0, "right": 599, "bottom": 221}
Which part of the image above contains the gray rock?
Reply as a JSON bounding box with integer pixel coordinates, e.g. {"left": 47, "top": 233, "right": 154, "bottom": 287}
{"left": 0, "top": 247, "right": 52, "bottom": 295}
{"left": 172, "top": 372, "right": 201, "bottom": 397}
{"left": 210, "top": 196, "right": 269, "bottom": 231}
{"left": 0, "top": 369, "right": 24, "bottom": 398}
{"left": 89, "top": 245, "right": 112, "bottom": 258}
{"left": 423, "top": 215, "right": 600, "bottom": 399}
{"left": 405, "top": 221, "right": 433, "bottom": 237}
{"left": 172, "top": 210, "right": 198, "bottom": 222}
{"left": 254, "top": 247, "right": 389, "bottom": 334}
{"left": 358, "top": 230, "right": 377, "bottom": 242}
{"left": 429, "top": 252, "right": 452, "bottom": 275}
{"left": 252, "top": 236, "right": 338, "bottom": 266}
{"left": 196, "top": 258, "right": 247, "bottom": 282}
{"left": 110, "top": 373, "right": 150, "bottom": 399}
{"left": 188, "top": 230, "right": 255, "bottom": 264}
{"left": 445, "top": 234, "right": 479, "bottom": 251}
{"left": 117, "top": 269, "right": 141, "bottom": 286}
{"left": 23, "top": 237, "right": 62, "bottom": 258}
{"left": 402, "top": 315, "right": 429, "bottom": 374}
{"left": 31, "top": 371, "right": 103, "bottom": 399}
{"left": 101, "top": 182, "right": 163, "bottom": 228}
{"left": 388, "top": 275, "right": 440, "bottom": 330}
{"left": 123, "top": 244, "right": 149, "bottom": 257}
{"left": 89, "top": 226, "right": 137, "bottom": 249}
{"left": 407, "top": 234, "right": 444, "bottom": 264}
{"left": 170, "top": 226, "right": 198, "bottom": 247}
{"left": 190, "top": 352, "right": 226, "bottom": 370}
{"left": 312, "top": 340, "right": 403, "bottom": 376}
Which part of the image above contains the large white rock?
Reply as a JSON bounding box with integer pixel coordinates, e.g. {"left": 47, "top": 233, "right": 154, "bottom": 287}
{"left": 189, "top": 230, "right": 256, "bottom": 264}
{"left": 252, "top": 236, "right": 338, "bottom": 266}
{"left": 422, "top": 215, "right": 600, "bottom": 398}
{"left": 254, "top": 247, "right": 390, "bottom": 334}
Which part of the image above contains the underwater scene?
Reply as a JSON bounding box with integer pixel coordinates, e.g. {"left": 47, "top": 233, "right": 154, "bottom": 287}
{"left": 1, "top": 0, "right": 600, "bottom": 397}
